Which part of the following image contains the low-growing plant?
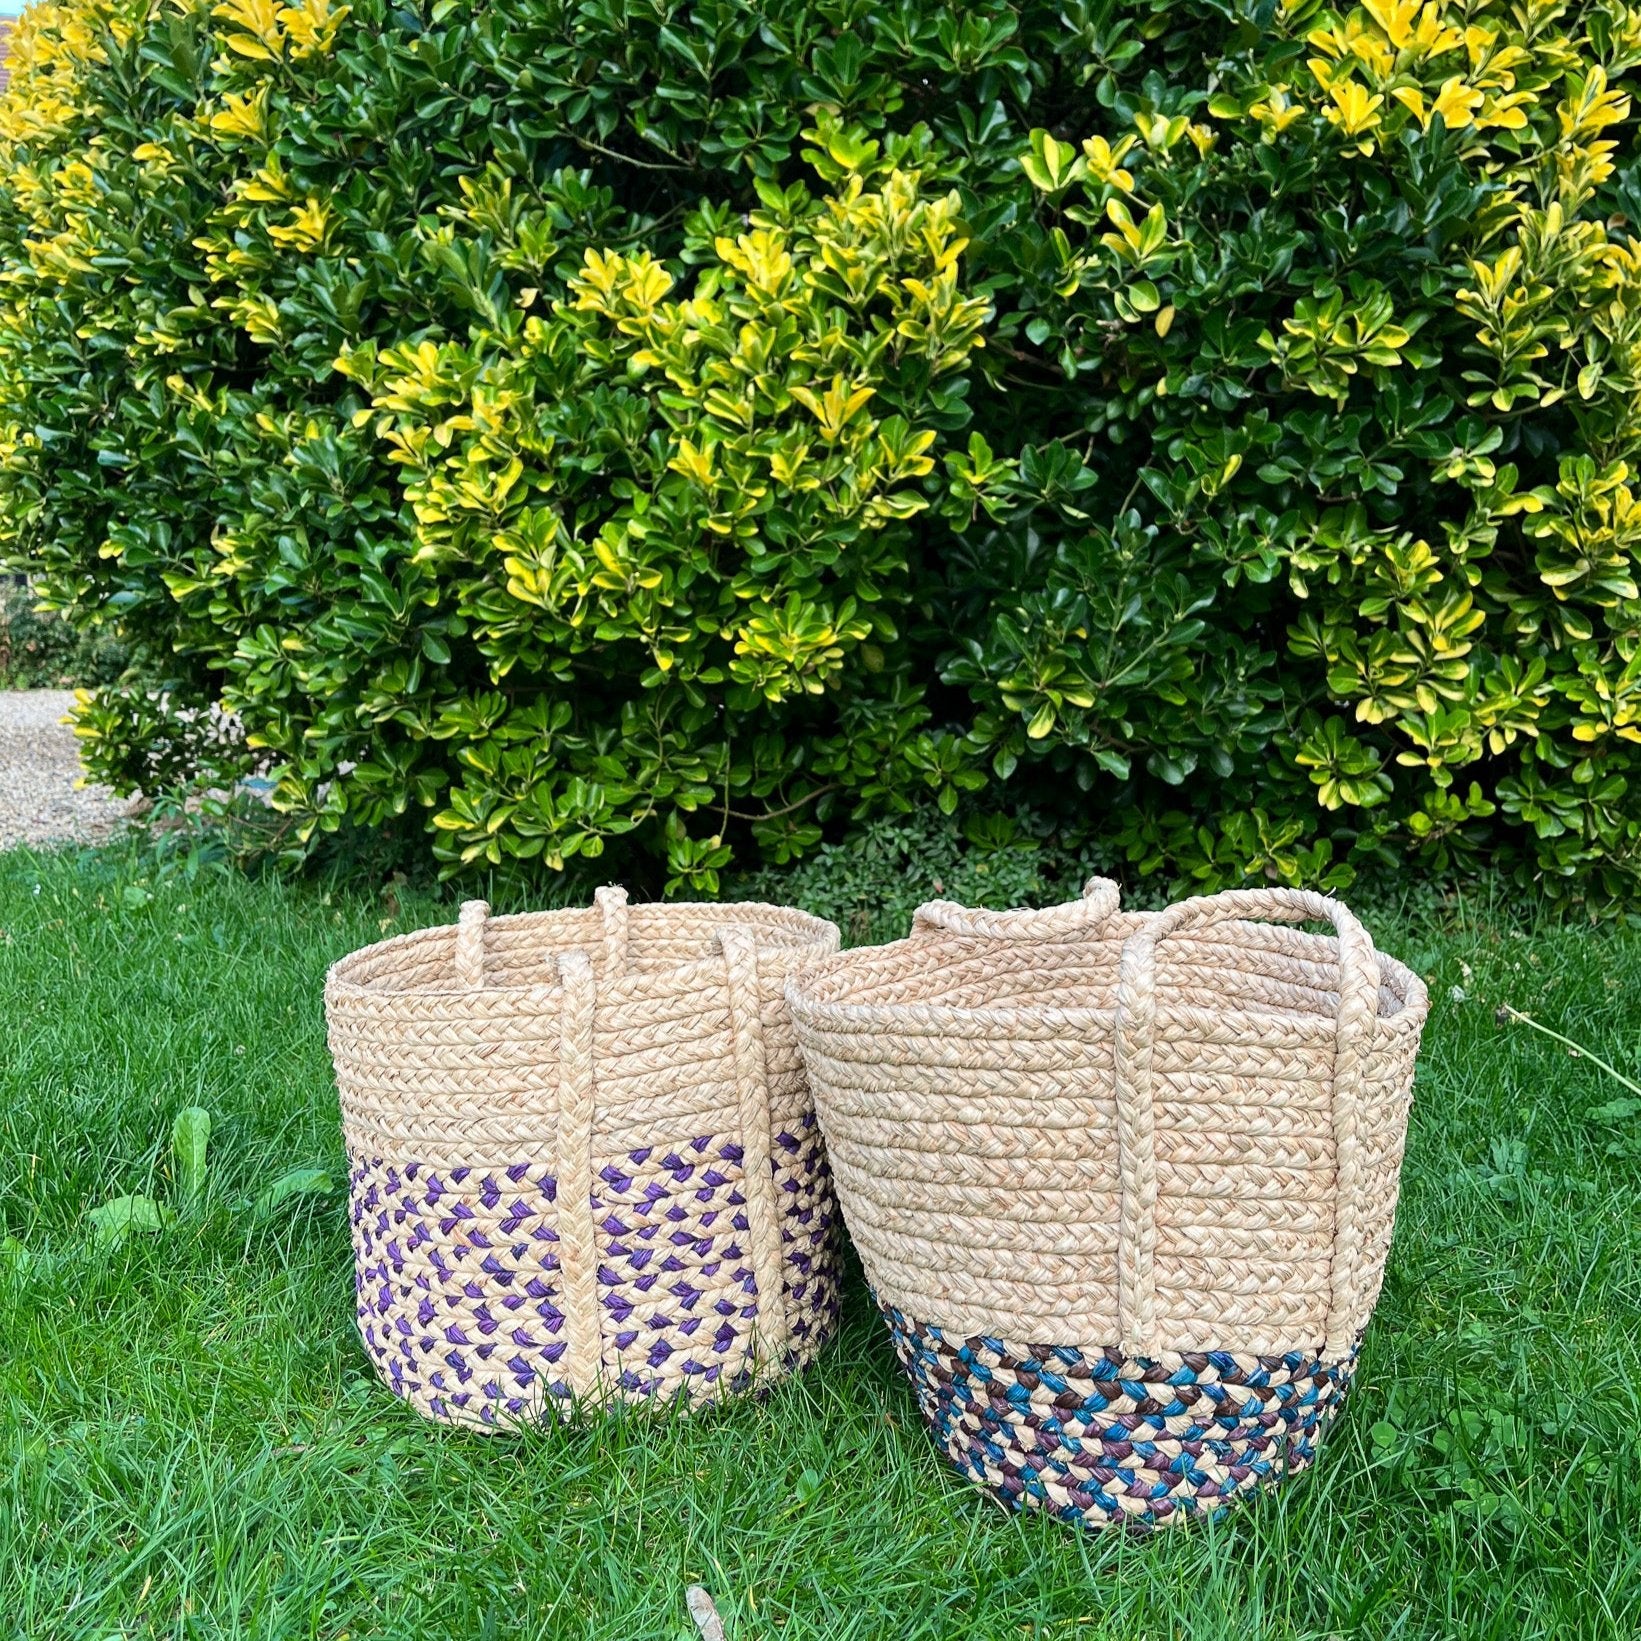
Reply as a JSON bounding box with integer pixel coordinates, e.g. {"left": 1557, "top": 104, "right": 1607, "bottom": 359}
{"left": 0, "top": 0, "right": 1637, "bottom": 905}
{"left": 732, "top": 807, "right": 1107, "bottom": 945}
{"left": 84, "top": 1104, "right": 333, "bottom": 1255}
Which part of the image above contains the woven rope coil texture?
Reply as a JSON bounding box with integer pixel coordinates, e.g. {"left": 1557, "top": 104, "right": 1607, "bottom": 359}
{"left": 328, "top": 892, "right": 842, "bottom": 1426}
{"left": 788, "top": 877, "right": 1427, "bottom": 1360}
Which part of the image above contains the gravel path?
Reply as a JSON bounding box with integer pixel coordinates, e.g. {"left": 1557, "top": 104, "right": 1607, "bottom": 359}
{"left": 0, "top": 690, "right": 135, "bottom": 848}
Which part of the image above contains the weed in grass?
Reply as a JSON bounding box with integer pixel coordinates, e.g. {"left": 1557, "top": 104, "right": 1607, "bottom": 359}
{"left": 1, "top": 839, "right": 1638, "bottom": 1637}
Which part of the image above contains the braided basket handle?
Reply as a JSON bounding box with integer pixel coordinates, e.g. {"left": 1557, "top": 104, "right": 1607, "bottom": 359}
{"left": 912, "top": 876, "right": 1122, "bottom": 941}
{"left": 456, "top": 892, "right": 629, "bottom": 991}
{"left": 1112, "top": 887, "right": 1383, "bottom": 1359}
{"left": 716, "top": 925, "right": 791, "bottom": 1372}
{"left": 554, "top": 948, "right": 603, "bottom": 1401}
{"left": 594, "top": 885, "right": 629, "bottom": 981}
{"left": 454, "top": 900, "right": 489, "bottom": 987}
{"left": 453, "top": 901, "right": 609, "bottom": 1400}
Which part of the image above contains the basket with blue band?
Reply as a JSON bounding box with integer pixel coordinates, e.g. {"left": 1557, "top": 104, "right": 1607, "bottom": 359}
{"left": 787, "top": 878, "right": 1428, "bottom": 1528}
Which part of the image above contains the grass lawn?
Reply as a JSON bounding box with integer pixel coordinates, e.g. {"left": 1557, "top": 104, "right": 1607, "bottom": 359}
{"left": 2, "top": 840, "right": 1638, "bottom": 1639}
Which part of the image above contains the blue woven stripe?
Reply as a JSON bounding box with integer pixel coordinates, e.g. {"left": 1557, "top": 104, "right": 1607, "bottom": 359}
{"left": 878, "top": 1296, "right": 1359, "bottom": 1531}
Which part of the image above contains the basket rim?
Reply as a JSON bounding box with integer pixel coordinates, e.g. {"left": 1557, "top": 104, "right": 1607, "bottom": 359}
{"left": 327, "top": 897, "right": 839, "bottom": 1002}
{"left": 785, "top": 987, "right": 1426, "bottom": 1045}
{"left": 784, "top": 915, "right": 1429, "bottom": 1038}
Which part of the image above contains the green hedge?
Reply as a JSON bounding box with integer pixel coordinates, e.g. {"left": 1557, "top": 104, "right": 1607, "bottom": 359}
{"left": 0, "top": 578, "right": 126, "bottom": 688}
{"left": 1, "top": 0, "right": 1638, "bottom": 904}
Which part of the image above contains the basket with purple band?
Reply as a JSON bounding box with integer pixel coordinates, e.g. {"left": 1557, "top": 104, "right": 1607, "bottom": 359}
{"left": 327, "top": 888, "right": 841, "bottom": 1427}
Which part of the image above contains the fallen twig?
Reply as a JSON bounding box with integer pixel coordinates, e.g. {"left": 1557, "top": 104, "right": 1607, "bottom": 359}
{"left": 1496, "top": 1003, "right": 1641, "bottom": 1097}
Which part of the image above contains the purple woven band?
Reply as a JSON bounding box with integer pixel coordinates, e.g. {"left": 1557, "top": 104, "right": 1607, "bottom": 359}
{"left": 349, "top": 1115, "right": 838, "bottom": 1424}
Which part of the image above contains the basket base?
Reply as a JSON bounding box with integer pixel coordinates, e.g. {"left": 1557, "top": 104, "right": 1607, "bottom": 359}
{"left": 877, "top": 1297, "right": 1358, "bottom": 1530}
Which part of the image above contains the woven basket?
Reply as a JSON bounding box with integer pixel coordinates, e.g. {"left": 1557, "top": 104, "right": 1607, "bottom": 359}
{"left": 326, "top": 888, "right": 842, "bottom": 1427}
{"left": 787, "top": 877, "right": 1428, "bottom": 1528}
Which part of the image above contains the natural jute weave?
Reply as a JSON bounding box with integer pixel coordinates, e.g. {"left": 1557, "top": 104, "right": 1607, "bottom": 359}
{"left": 787, "top": 878, "right": 1428, "bottom": 1527}
{"left": 327, "top": 889, "right": 842, "bottom": 1427}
